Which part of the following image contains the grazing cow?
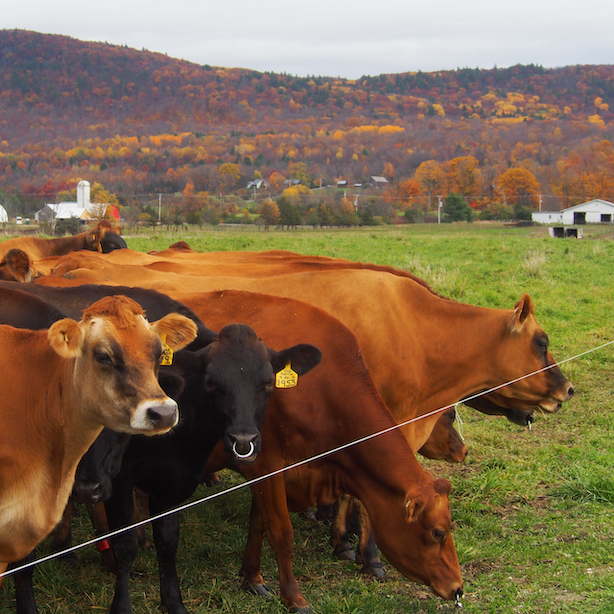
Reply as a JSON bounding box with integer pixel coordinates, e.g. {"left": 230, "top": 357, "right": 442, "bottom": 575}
{"left": 171, "top": 289, "right": 464, "bottom": 612}
{"left": 0, "top": 281, "right": 322, "bottom": 614}
{"left": 0, "top": 249, "right": 39, "bottom": 282}
{"left": 0, "top": 294, "right": 197, "bottom": 582}
{"left": 0, "top": 220, "right": 126, "bottom": 262}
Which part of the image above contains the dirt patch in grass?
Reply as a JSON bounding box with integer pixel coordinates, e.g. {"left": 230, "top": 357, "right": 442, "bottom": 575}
{"left": 461, "top": 558, "right": 503, "bottom": 582}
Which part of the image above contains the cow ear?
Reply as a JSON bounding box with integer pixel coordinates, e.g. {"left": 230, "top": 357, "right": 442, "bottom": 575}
{"left": 509, "top": 294, "right": 534, "bottom": 333}
{"left": 152, "top": 314, "right": 197, "bottom": 351}
{"left": 171, "top": 347, "right": 209, "bottom": 375}
{"left": 405, "top": 493, "right": 426, "bottom": 522}
{"left": 269, "top": 344, "right": 322, "bottom": 376}
{"left": 48, "top": 318, "right": 83, "bottom": 358}
{"left": 157, "top": 368, "right": 186, "bottom": 399}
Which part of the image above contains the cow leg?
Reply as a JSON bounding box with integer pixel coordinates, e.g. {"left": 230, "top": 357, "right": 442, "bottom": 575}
{"left": 49, "top": 500, "right": 78, "bottom": 564}
{"left": 240, "top": 498, "right": 272, "bottom": 597}
{"left": 248, "top": 474, "right": 312, "bottom": 614}
{"left": 329, "top": 494, "right": 356, "bottom": 562}
{"left": 133, "top": 488, "right": 152, "bottom": 550}
{"left": 149, "top": 498, "right": 188, "bottom": 614}
{"left": 105, "top": 478, "right": 139, "bottom": 614}
{"left": 353, "top": 500, "right": 386, "bottom": 579}
{"left": 12, "top": 549, "right": 38, "bottom": 614}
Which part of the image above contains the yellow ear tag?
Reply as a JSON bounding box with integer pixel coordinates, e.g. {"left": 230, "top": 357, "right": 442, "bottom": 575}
{"left": 275, "top": 361, "right": 298, "bottom": 388}
{"left": 160, "top": 333, "right": 174, "bottom": 366}
{"left": 97, "top": 242, "right": 103, "bottom": 253}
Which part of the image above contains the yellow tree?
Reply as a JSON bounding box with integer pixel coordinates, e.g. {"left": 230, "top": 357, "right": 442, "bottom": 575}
{"left": 89, "top": 182, "right": 120, "bottom": 221}
{"left": 287, "top": 161, "right": 310, "bottom": 185}
{"left": 445, "top": 156, "right": 482, "bottom": 200}
{"left": 217, "top": 163, "right": 241, "bottom": 193}
{"left": 415, "top": 160, "right": 445, "bottom": 207}
{"left": 258, "top": 198, "right": 280, "bottom": 230}
{"left": 269, "top": 171, "right": 286, "bottom": 193}
{"left": 497, "top": 167, "right": 541, "bottom": 207}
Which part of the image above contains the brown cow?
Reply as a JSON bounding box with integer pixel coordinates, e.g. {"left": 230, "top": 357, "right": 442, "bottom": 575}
{"left": 0, "top": 295, "right": 196, "bottom": 581}
{"left": 0, "top": 220, "right": 126, "bottom": 262}
{"left": 44, "top": 254, "right": 573, "bottom": 452}
{"left": 0, "top": 248, "right": 39, "bottom": 282}
{"left": 173, "top": 289, "right": 464, "bottom": 611}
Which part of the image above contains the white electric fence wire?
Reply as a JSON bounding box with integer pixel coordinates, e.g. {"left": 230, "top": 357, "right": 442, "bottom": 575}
{"left": 2, "top": 339, "right": 612, "bottom": 579}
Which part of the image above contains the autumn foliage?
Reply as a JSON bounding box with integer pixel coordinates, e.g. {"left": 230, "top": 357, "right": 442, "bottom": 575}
{"left": 2, "top": 29, "right": 614, "bottom": 223}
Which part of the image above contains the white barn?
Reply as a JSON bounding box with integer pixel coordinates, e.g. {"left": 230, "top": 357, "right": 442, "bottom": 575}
{"left": 532, "top": 199, "right": 614, "bottom": 225}
{"left": 0, "top": 205, "right": 8, "bottom": 224}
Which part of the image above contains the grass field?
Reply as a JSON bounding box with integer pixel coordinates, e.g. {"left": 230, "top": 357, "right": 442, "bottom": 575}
{"left": 1, "top": 222, "right": 613, "bottom": 613}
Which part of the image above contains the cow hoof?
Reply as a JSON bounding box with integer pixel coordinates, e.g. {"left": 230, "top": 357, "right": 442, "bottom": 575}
{"left": 361, "top": 561, "right": 387, "bottom": 579}
{"left": 246, "top": 583, "right": 273, "bottom": 598}
{"left": 333, "top": 544, "right": 356, "bottom": 562}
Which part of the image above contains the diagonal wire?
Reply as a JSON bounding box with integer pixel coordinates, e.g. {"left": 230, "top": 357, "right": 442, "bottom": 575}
{"left": 2, "top": 339, "right": 612, "bottom": 579}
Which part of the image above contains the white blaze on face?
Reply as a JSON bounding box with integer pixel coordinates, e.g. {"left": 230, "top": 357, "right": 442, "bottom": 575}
{"left": 131, "top": 397, "right": 179, "bottom": 434}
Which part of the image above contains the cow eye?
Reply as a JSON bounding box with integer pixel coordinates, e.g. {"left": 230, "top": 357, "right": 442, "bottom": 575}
{"left": 94, "top": 350, "right": 113, "bottom": 367}
{"left": 536, "top": 335, "right": 549, "bottom": 352}
{"left": 263, "top": 377, "right": 275, "bottom": 393}
{"left": 432, "top": 528, "right": 447, "bottom": 542}
{"left": 204, "top": 377, "right": 217, "bottom": 393}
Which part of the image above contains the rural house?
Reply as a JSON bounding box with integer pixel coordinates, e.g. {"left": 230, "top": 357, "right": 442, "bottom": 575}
{"left": 36, "top": 180, "right": 120, "bottom": 225}
{"left": 532, "top": 199, "right": 614, "bottom": 225}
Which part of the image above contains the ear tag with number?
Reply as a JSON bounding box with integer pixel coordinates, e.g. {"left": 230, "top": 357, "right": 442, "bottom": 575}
{"left": 275, "top": 361, "right": 298, "bottom": 388}
{"left": 160, "top": 333, "right": 174, "bottom": 366}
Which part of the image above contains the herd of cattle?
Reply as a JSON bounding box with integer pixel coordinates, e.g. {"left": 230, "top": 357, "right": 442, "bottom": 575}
{"left": 0, "top": 221, "right": 574, "bottom": 613}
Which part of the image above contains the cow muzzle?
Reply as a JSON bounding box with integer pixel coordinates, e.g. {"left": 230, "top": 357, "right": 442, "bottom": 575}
{"left": 131, "top": 398, "right": 179, "bottom": 434}
{"left": 225, "top": 431, "right": 260, "bottom": 464}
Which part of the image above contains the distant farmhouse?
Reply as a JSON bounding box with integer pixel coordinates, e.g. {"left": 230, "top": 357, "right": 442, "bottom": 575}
{"left": 36, "top": 180, "right": 120, "bottom": 226}
{"left": 0, "top": 204, "right": 8, "bottom": 224}
{"left": 532, "top": 199, "right": 614, "bottom": 225}
{"left": 371, "top": 176, "right": 389, "bottom": 188}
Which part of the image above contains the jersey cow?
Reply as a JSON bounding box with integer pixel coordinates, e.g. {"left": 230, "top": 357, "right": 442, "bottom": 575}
{"left": 0, "top": 294, "right": 197, "bottom": 583}
{"left": 0, "top": 220, "right": 126, "bottom": 263}
{"left": 0, "top": 287, "right": 131, "bottom": 610}
{"left": 173, "top": 289, "right": 464, "bottom": 613}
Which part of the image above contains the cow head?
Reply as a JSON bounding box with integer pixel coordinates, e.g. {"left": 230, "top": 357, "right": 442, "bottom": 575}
{"left": 72, "top": 428, "right": 132, "bottom": 504}
{"left": 47, "top": 295, "right": 197, "bottom": 436}
{"left": 373, "top": 476, "right": 463, "bottom": 601}
{"left": 0, "top": 248, "right": 39, "bottom": 283}
{"left": 490, "top": 294, "right": 574, "bottom": 414}
{"left": 418, "top": 407, "right": 467, "bottom": 463}
{"left": 176, "top": 323, "right": 321, "bottom": 464}
{"left": 85, "top": 221, "right": 127, "bottom": 253}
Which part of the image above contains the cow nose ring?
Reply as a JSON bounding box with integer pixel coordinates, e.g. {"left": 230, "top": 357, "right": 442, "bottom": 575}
{"left": 233, "top": 440, "right": 255, "bottom": 459}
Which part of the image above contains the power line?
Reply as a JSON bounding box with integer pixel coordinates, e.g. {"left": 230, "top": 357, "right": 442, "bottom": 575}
{"left": 1, "top": 338, "right": 611, "bottom": 579}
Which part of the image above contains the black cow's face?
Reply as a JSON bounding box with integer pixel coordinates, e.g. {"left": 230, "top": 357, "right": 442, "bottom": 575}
{"left": 101, "top": 231, "right": 127, "bottom": 252}
{"left": 200, "top": 325, "right": 274, "bottom": 464}
{"left": 72, "top": 428, "right": 132, "bottom": 504}
{"left": 198, "top": 323, "right": 322, "bottom": 465}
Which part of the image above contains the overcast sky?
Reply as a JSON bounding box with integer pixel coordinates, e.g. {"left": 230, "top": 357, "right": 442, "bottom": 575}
{"left": 4, "top": 0, "right": 614, "bottom": 79}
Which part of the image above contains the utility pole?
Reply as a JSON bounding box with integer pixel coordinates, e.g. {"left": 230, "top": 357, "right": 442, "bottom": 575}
{"left": 437, "top": 196, "right": 443, "bottom": 224}
{"left": 157, "top": 194, "right": 162, "bottom": 223}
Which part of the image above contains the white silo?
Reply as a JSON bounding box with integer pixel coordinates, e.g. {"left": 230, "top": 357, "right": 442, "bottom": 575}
{"left": 77, "top": 180, "right": 91, "bottom": 207}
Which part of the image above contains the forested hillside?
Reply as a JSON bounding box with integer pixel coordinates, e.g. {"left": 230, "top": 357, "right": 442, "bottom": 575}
{"left": 1, "top": 28, "right": 614, "bottom": 224}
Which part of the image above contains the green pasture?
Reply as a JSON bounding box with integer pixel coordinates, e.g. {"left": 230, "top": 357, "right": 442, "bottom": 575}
{"left": 1, "top": 222, "right": 613, "bottom": 613}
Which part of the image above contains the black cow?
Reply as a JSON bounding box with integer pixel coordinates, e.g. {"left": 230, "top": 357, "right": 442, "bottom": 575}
{"left": 0, "top": 282, "right": 322, "bottom": 614}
